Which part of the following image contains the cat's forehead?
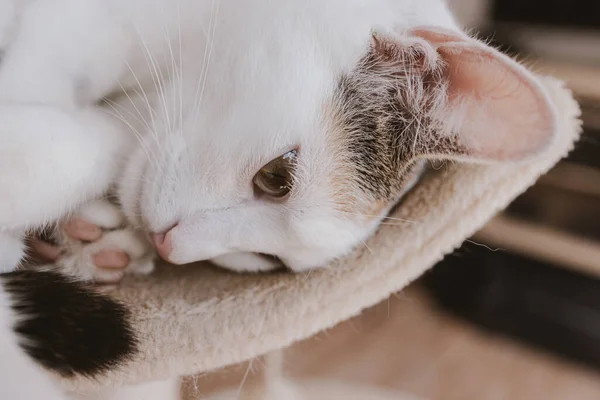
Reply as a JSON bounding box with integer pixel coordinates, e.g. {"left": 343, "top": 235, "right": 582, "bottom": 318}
{"left": 197, "top": 20, "right": 375, "bottom": 148}
{"left": 199, "top": 0, "right": 458, "bottom": 119}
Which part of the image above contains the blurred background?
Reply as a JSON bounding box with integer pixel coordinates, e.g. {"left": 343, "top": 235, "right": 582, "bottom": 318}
{"left": 183, "top": 1, "right": 600, "bottom": 398}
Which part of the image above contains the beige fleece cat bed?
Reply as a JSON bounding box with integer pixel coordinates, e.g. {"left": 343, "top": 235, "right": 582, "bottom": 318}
{"left": 61, "top": 76, "right": 581, "bottom": 393}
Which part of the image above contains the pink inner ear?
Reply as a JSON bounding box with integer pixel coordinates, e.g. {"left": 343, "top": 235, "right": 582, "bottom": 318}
{"left": 412, "top": 27, "right": 557, "bottom": 161}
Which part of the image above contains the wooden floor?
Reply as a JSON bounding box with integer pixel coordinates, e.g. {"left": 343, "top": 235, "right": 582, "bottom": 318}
{"left": 182, "top": 284, "right": 600, "bottom": 400}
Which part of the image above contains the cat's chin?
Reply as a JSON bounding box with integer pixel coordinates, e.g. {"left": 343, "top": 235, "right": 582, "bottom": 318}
{"left": 210, "top": 252, "right": 283, "bottom": 272}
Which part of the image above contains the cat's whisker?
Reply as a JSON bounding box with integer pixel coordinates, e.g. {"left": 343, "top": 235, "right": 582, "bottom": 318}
{"left": 111, "top": 83, "right": 153, "bottom": 134}
{"left": 122, "top": 66, "right": 163, "bottom": 166}
{"left": 196, "top": 0, "right": 220, "bottom": 113}
{"left": 143, "top": 24, "right": 172, "bottom": 136}
{"left": 465, "top": 239, "right": 503, "bottom": 252}
{"left": 115, "top": 53, "right": 153, "bottom": 121}
{"left": 305, "top": 267, "right": 313, "bottom": 279}
{"left": 361, "top": 239, "right": 373, "bottom": 254}
{"left": 191, "top": 0, "right": 221, "bottom": 130}
{"left": 154, "top": 55, "right": 173, "bottom": 141}
{"left": 101, "top": 103, "right": 143, "bottom": 140}
{"left": 177, "top": 5, "right": 184, "bottom": 141}
{"left": 102, "top": 97, "right": 161, "bottom": 172}
{"left": 122, "top": 59, "right": 160, "bottom": 137}
{"left": 338, "top": 210, "right": 419, "bottom": 224}
{"left": 379, "top": 216, "right": 419, "bottom": 224}
{"left": 189, "top": 6, "right": 212, "bottom": 125}
{"left": 134, "top": 26, "right": 170, "bottom": 155}
{"left": 235, "top": 358, "right": 253, "bottom": 398}
{"left": 162, "top": 14, "right": 180, "bottom": 136}
{"left": 102, "top": 103, "right": 159, "bottom": 170}
{"left": 377, "top": 221, "right": 418, "bottom": 227}
{"left": 190, "top": 0, "right": 217, "bottom": 125}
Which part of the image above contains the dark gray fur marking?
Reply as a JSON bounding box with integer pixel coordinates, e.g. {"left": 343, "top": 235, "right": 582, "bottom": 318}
{"left": 2, "top": 270, "right": 137, "bottom": 377}
{"left": 335, "top": 35, "right": 462, "bottom": 200}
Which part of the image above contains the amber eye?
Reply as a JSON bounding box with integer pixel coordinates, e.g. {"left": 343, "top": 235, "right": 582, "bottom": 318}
{"left": 253, "top": 149, "right": 297, "bottom": 199}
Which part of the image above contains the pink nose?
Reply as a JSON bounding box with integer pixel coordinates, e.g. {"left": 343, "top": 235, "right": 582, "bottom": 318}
{"left": 151, "top": 228, "right": 174, "bottom": 261}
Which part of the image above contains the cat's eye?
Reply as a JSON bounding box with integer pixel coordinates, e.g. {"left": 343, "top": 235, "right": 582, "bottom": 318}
{"left": 253, "top": 149, "right": 297, "bottom": 199}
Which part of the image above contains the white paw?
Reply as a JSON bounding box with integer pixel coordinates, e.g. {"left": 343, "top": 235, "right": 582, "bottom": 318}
{"left": 0, "top": 231, "right": 25, "bottom": 273}
{"left": 29, "top": 199, "right": 155, "bottom": 283}
{"left": 56, "top": 228, "right": 155, "bottom": 284}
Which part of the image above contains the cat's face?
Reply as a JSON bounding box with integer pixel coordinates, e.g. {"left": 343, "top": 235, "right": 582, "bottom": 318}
{"left": 117, "top": 0, "right": 557, "bottom": 272}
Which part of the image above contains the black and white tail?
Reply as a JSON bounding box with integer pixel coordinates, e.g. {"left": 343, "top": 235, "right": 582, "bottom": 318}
{"left": 0, "top": 270, "right": 137, "bottom": 399}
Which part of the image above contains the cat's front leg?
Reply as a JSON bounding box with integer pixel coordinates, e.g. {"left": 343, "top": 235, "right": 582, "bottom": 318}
{"left": 0, "top": 0, "right": 143, "bottom": 239}
{"left": 0, "top": 106, "right": 129, "bottom": 272}
{"left": 0, "top": 106, "right": 132, "bottom": 232}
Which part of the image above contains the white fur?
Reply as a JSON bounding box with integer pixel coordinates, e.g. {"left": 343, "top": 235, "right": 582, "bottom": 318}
{"left": 114, "top": 0, "right": 463, "bottom": 271}
{"left": 76, "top": 199, "right": 126, "bottom": 229}
{"left": 0, "top": 285, "right": 69, "bottom": 399}
{"left": 10, "top": 0, "right": 556, "bottom": 275}
{"left": 0, "top": 105, "right": 132, "bottom": 272}
{"left": 72, "top": 378, "right": 180, "bottom": 400}
{"left": 0, "top": 0, "right": 555, "bottom": 275}
{"left": 0, "top": 231, "right": 24, "bottom": 272}
{"left": 0, "top": 0, "right": 463, "bottom": 274}
{"left": 51, "top": 200, "right": 155, "bottom": 282}
{"left": 0, "top": 0, "right": 556, "bottom": 396}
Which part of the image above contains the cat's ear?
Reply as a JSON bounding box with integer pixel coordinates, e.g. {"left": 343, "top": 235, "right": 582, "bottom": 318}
{"left": 380, "top": 26, "right": 558, "bottom": 162}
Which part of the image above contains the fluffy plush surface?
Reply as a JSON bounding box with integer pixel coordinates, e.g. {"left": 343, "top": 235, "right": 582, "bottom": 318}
{"left": 60, "top": 76, "right": 581, "bottom": 392}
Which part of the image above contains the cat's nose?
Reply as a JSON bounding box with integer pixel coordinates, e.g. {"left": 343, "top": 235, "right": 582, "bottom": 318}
{"left": 151, "top": 228, "right": 175, "bottom": 261}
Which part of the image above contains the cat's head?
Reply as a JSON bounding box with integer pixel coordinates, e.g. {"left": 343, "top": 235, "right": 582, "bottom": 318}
{"left": 118, "top": 0, "right": 557, "bottom": 272}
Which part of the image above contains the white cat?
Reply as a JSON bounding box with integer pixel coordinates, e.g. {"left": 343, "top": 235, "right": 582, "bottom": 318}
{"left": 0, "top": 0, "right": 557, "bottom": 398}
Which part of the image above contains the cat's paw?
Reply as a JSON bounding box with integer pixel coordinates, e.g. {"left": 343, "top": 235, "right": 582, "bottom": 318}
{"left": 29, "top": 199, "right": 155, "bottom": 283}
